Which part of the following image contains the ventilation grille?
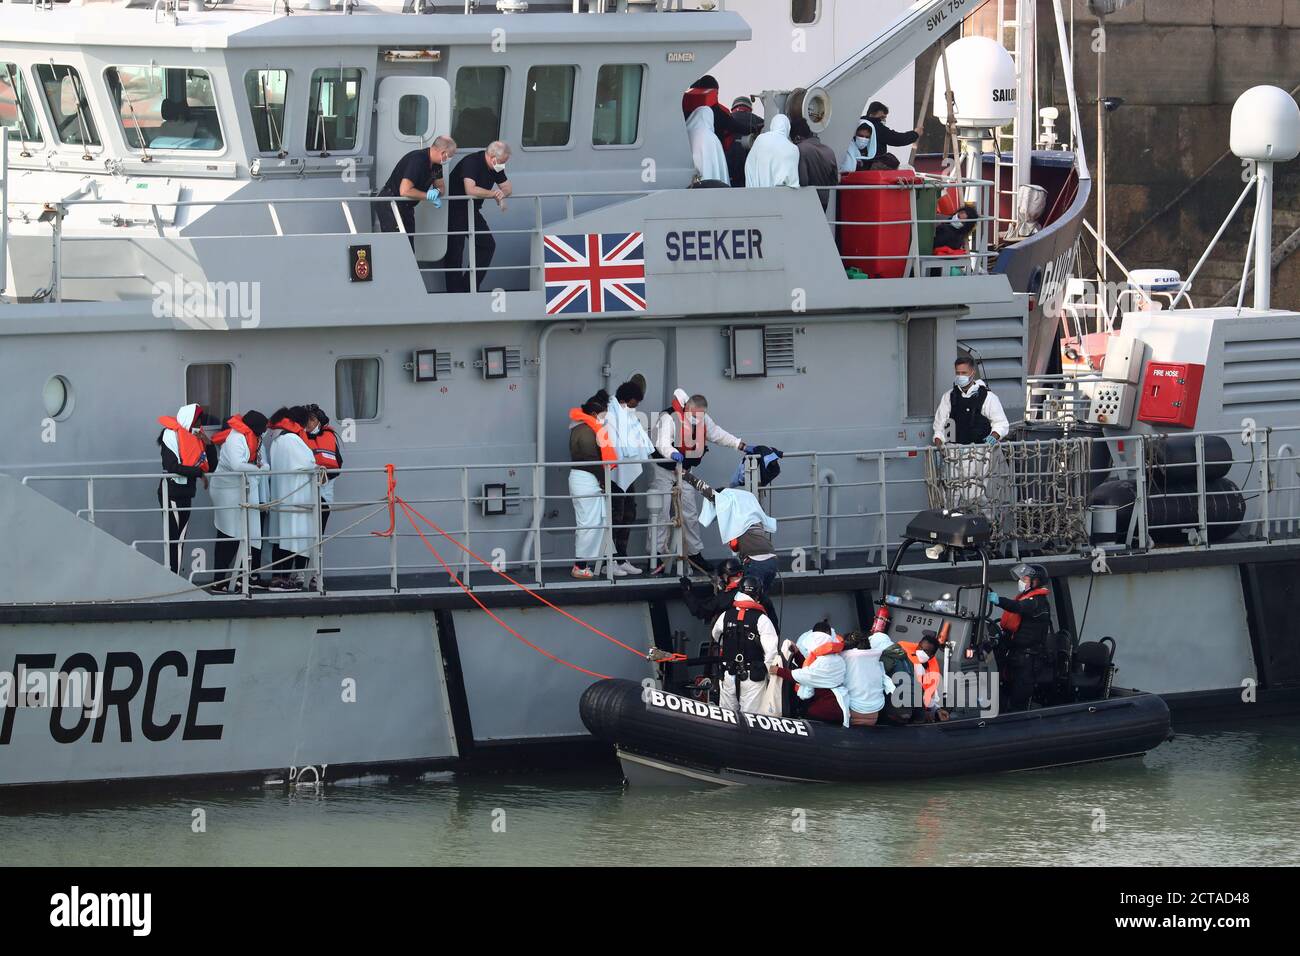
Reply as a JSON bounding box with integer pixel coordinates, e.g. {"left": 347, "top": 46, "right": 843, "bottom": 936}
{"left": 764, "top": 326, "right": 797, "bottom": 375}
{"left": 505, "top": 348, "right": 523, "bottom": 375}
{"left": 435, "top": 351, "right": 453, "bottom": 377}
{"left": 1221, "top": 335, "right": 1300, "bottom": 415}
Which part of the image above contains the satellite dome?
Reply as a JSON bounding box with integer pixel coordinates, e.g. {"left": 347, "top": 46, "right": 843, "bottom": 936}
{"left": 933, "top": 36, "right": 1018, "bottom": 129}
{"left": 1230, "top": 86, "right": 1300, "bottom": 162}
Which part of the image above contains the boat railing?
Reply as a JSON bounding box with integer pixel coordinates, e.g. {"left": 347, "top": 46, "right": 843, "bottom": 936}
{"left": 10, "top": 175, "right": 997, "bottom": 302}
{"left": 14, "top": 423, "right": 1300, "bottom": 602}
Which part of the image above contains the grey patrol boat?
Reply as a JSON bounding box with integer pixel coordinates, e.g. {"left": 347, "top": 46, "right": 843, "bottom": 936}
{"left": 0, "top": 0, "right": 1291, "bottom": 791}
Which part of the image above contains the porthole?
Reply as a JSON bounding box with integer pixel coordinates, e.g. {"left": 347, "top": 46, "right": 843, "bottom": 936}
{"left": 43, "top": 375, "right": 74, "bottom": 420}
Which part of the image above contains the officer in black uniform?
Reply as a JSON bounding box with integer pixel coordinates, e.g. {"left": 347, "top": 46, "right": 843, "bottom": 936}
{"left": 375, "top": 136, "right": 457, "bottom": 249}
{"left": 710, "top": 576, "right": 779, "bottom": 713}
{"left": 988, "top": 563, "right": 1053, "bottom": 711}
{"left": 932, "top": 355, "right": 1010, "bottom": 447}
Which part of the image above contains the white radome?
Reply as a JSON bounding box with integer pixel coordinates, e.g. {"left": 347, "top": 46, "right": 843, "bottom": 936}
{"left": 1230, "top": 85, "right": 1300, "bottom": 162}
{"left": 933, "top": 36, "right": 1018, "bottom": 129}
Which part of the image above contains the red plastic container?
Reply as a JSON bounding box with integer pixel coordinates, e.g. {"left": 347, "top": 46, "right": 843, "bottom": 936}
{"left": 838, "top": 169, "right": 919, "bottom": 279}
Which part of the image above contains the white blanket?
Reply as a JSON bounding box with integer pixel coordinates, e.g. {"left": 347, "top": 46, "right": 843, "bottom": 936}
{"left": 698, "top": 487, "right": 776, "bottom": 544}
{"left": 604, "top": 402, "right": 654, "bottom": 490}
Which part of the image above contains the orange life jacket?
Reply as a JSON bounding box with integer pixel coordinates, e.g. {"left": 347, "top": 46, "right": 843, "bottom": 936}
{"left": 157, "top": 416, "right": 210, "bottom": 472}
{"left": 272, "top": 418, "right": 309, "bottom": 442}
{"left": 801, "top": 635, "right": 844, "bottom": 671}
{"left": 999, "top": 587, "right": 1050, "bottom": 633}
{"left": 212, "top": 415, "right": 259, "bottom": 464}
{"left": 792, "top": 633, "right": 844, "bottom": 696}
{"left": 308, "top": 425, "right": 342, "bottom": 471}
{"left": 568, "top": 408, "right": 618, "bottom": 467}
{"left": 898, "top": 640, "right": 942, "bottom": 708}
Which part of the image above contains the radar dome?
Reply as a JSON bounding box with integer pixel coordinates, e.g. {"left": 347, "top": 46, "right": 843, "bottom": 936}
{"left": 933, "top": 36, "right": 1017, "bottom": 129}
{"left": 1230, "top": 86, "right": 1300, "bottom": 162}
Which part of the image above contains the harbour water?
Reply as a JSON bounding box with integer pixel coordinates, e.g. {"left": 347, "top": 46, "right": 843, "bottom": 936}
{"left": 3, "top": 719, "right": 1298, "bottom": 867}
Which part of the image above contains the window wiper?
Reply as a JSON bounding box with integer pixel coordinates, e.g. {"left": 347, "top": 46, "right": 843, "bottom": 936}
{"left": 259, "top": 72, "right": 286, "bottom": 157}
{"left": 4, "top": 64, "right": 35, "bottom": 157}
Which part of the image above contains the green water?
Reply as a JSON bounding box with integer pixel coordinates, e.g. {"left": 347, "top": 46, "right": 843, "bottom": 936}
{"left": 3, "top": 720, "right": 1298, "bottom": 867}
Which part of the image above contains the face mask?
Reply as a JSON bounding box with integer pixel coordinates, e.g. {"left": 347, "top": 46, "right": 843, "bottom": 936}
{"left": 915, "top": 649, "right": 930, "bottom": 664}
{"left": 855, "top": 136, "right": 871, "bottom": 149}
{"left": 1018, "top": 579, "right": 1032, "bottom": 593}
{"left": 492, "top": 163, "right": 507, "bottom": 174}
{"left": 955, "top": 374, "right": 971, "bottom": 389}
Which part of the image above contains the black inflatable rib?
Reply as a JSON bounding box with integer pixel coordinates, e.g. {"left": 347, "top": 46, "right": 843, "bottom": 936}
{"left": 580, "top": 679, "right": 1171, "bottom": 784}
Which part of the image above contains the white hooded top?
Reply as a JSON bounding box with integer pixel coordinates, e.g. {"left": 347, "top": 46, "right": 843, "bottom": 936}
{"left": 686, "top": 106, "right": 729, "bottom": 184}
{"left": 161, "top": 403, "right": 200, "bottom": 461}
{"left": 744, "top": 114, "right": 801, "bottom": 188}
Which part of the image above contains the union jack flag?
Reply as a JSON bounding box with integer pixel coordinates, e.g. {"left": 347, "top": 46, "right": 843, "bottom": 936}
{"left": 543, "top": 232, "right": 647, "bottom": 315}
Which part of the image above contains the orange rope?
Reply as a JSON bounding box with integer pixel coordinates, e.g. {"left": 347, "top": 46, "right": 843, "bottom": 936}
{"left": 398, "top": 495, "right": 685, "bottom": 663}
{"left": 398, "top": 501, "right": 613, "bottom": 680}
{"left": 371, "top": 463, "right": 398, "bottom": 538}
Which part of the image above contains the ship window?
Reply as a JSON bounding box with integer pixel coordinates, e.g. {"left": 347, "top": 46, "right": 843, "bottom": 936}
{"left": 245, "top": 69, "right": 289, "bottom": 153}
{"left": 306, "top": 67, "right": 364, "bottom": 153}
{"left": 397, "top": 93, "right": 430, "bottom": 138}
{"left": 593, "top": 64, "right": 643, "bottom": 147}
{"left": 105, "top": 66, "right": 224, "bottom": 151}
{"left": 2, "top": 63, "right": 44, "bottom": 146}
{"left": 451, "top": 66, "right": 506, "bottom": 149}
{"left": 336, "top": 357, "right": 381, "bottom": 421}
{"left": 34, "top": 64, "right": 100, "bottom": 148}
{"left": 43, "top": 375, "right": 73, "bottom": 421}
{"left": 906, "top": 317, "right": 937, "bottom": 419}
{"left": 791, "top": 0, "right": 819, "bottom": 25}
{"left": 186, "top": 364, "right": 233, "bottom": 427}
{"left": 522, "top": 65, "right": 575, "bottom": 148}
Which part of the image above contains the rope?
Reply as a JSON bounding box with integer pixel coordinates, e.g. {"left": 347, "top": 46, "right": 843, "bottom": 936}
{"left": 397, "top": 500, "right": 613, "bottom": 680}
{"left": 396, "top": 494, "right": 684, "bottom": 663}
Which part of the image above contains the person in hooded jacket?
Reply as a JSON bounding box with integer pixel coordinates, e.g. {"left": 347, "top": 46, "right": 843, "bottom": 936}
{"left": 859, "top": 101, "right": 921, "bottom": 170}
{"left": 209, "top": 409, "right": 270, "bottom": 591}
{"left": 306, "top": 404, "right": 343, "bottom": 534}
{"left": 267, "top": 405, "right": 319, "bottom": 590}
{"left": 156, "top": 403, "right": 216, "bottom": 575}
{"left": 686, "top": 105, "right": 730, "bottom": 185}
{"left": 745, "top": 114, "right": 801, "bottom": 189}
{"left": 771, "top": 621, "right": 848, "bottom": 724}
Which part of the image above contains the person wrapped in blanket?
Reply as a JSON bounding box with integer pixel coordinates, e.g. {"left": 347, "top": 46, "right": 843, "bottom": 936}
{"left": 681, "top": 470, "right": 779, "bottom": 592}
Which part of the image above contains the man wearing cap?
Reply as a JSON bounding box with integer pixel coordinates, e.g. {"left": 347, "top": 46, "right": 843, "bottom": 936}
{"left": 647, "top": 390, "right": 752, "bottom": 576}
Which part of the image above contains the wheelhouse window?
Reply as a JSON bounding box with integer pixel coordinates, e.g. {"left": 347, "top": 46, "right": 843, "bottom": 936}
{"left": 186, "top": 364, "right": 233, "bottom": 427}
{"left": 451, "top": 66, "right": 505, "bottom": 149}
{"left": 105, "top": 66, "right": 224, "bottom": 151}
{"left": 593, "top": 64, "right": 642, "bottom": 146}
{"left": 34, "top": 64, "right": 99, "bottom": 148}
{"left": 2, "top": 63, "right": 43, "bottom": 147}
{"left": 336, "top": 358, "right": 381, "bottom": 421}
{"left": 397, "top": 93, "right": 430, "bottom": 138}
{"left": 792, "top": 0, "right": 819, "bottom": 25}
{"left": 522, "top": 65, "right": 575, "bottom": 148}
{"left": 245, "top": 69, "right": 288, "bottom": 153}
{"left": 306, "top": 68, "right": 363, "bottom": 153}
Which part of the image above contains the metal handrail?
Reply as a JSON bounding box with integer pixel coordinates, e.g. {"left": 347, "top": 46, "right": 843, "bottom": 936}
{"left": 15, "top": 423, "right": 1298, "bottom": 601}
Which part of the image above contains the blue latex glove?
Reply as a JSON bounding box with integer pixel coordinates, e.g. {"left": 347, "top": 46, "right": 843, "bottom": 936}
{"left": 425, "top": 187, "right": 442, "bottom": 208}
{"left": 983, "top": 434, "right": 998, "bottom": 445}
{"left": 987, "top": 590, "right": 1001, "bottom": 607}
{"left": 670, "top": 452, "right": 684, "bottom": 463}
